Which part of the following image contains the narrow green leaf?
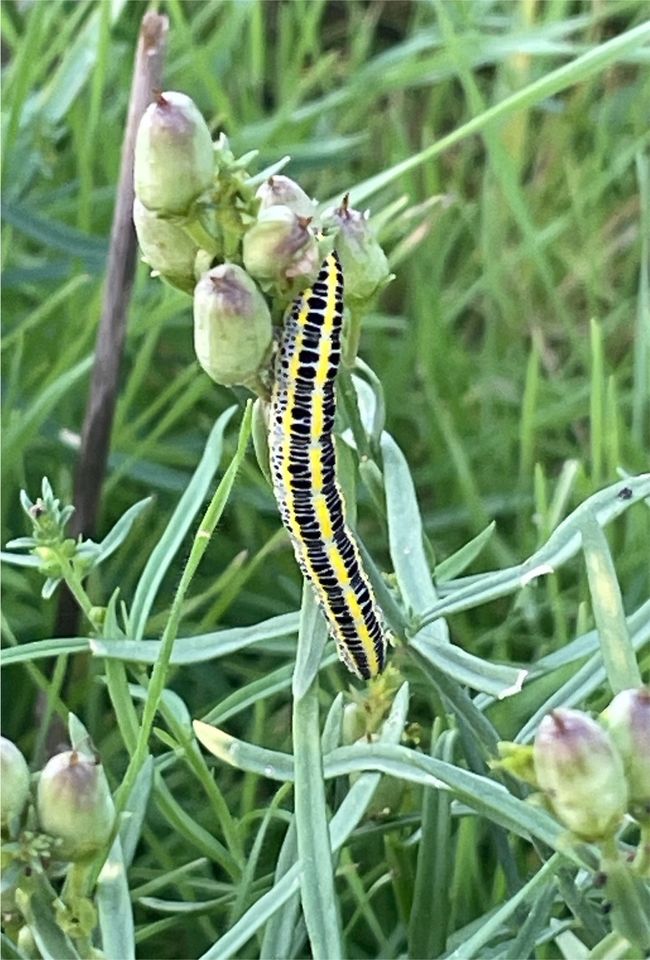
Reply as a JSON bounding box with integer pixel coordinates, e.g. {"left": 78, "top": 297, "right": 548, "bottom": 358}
{"left": 292, "top": 583, "right": 329, "bottom": 701}
{"left": 292, "top": 588, "right": 343, "bottom": 959}
{"left": 409, "top": 728, "right": 455, "bottom": 958}
{"left": 0, "top": 931, "right": 26, "bottom": 960}
{"left": 435, "top": 521, "right": 497, "bottom": 583}
{"left": 92, "top": 612, "right": 300, "bottom": 664}
{"left": 1, "top": 200, "right": 106, "bottom": 263}
{"left": 516, "top": 608, "right": 650, "bottom": 743}
{"left": 16, "top": 884, "right": 80, "bottom": 960}
{"left": 418, "top": 474, "right": 650, "bottom": 628}
{"left": 324, "top": 743, "right": 569, "bottom": 853}
{"left": 92, "top": 497, "right": 153, "bottom": 567}
{"left": 410, "top": 632, "right": 527, "bottom": 699}
{"left": 129, "top": 406, "right": 237, "bottom": 642}
{"left": 504, "top": 880, "right": 558, "bottom": 960}
{"left": 119, "top": 756, "right": 154, "bottom": 867}
{"left": 1, "top": 354, "right": 94, "bottom": 455}
{"left": 198, "top": 685, "right": 410, "bottom": 960}
{"left": 0, "top": 551, "right": 41, "bottom": 568}
{"left": 381, "top": 431, "right": 451, "bottom": 671}
{"left": 0, "top": 638, "right": 91, "bottom": 666}
{"left": 259, "top": 819, "right": 299, "bottom": 960}
{"left": 202, "top": 657, "right": 338, "bottom": 727}
{"left": 260, "top": 698, "right": 343, "bottom": 959}
{"left": 96, "top": 835, "right": 135, "bottom": 960}
{"left": 445, "top": 854, "right": 562, "bottom": 960}
{"left": 581, "top": 512, "right": 642, "bottom": 692}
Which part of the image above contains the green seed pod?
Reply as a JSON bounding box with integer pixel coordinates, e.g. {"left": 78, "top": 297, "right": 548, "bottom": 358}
{"left": 534, "top": 709, "right": 627, "bottom": 842}
{"left": 134, "top": 91, "right": 214, "bottom": 215}
{"left": 1, "top": 737, "right": 30, "bottom": 827}
{"left": 322, "top": 195, "right": 390, "bottom": 303}
{"left": 194, "top": 264, "right": 272, "bottom": 388}
{"left": 243, "top": 206, "right": 319, "bottom": 284}
{"left": 37, "top": 750, "right": 115, "bottom": 861}
{"left": 133, "top": 198, "right": 199, "bottom": 294}
{"left": 256, "top": 175, "right": 315, "bottom": 219}
{"left": 601, "top": 688, "right": 650, "bottom": 822}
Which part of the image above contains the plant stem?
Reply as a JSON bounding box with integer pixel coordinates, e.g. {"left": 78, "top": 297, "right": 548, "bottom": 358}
{"left": 633, "top": 823, "right": 650, "bottom": 878}
{"left": 114, "top": 404, "right": 252, "bottom": 855}
{"left": 57, "top": 553, "right": 97, "bottom": 629}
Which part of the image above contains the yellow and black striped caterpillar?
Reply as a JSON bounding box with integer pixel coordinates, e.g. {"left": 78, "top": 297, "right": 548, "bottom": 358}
{"left": 269, "top": 251, "right": 388, "bottom": 679}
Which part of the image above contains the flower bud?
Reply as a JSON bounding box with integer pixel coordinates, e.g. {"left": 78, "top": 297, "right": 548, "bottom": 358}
{"left": 134, "top": 91, "right": 214, "bottom": 215}
{"left": 194, "top": 264, "right": 272, "bottom": 388}
{"left": 533, "top": 709, "right": 627, "bottom": 841}
{"left": 342, "top": 703, "right": 367, "bottom": 746}
{"left": 1, "top": 737, "right": 30, "bottom": 827}
{"left": 243, "top": 206, "right": 319, "bottom": 284}
{"left": 255, "top": 175, "right": 315, "bottom": 219}
{"left": 601, "top": 688, "right": 650, "bottom": 821}
{"left": 322, "top": 196, "right": 390, "bottom": 303}
{"left": 37, "top": 750, "right": 115, "bottom": 861}
{"left": 133, "top": 199, "right": 199, "bottom": 294}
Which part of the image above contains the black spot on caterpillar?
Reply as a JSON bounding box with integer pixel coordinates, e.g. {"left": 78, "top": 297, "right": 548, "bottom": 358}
{"left": 269, "top": 252, "right": 388, "bottom": 679}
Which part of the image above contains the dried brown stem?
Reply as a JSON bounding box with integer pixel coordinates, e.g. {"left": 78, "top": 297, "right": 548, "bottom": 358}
{"left": 55, "top": 13, "right": 168, "bottom": 638}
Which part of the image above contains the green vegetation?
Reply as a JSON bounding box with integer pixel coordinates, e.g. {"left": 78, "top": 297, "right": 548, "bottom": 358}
{"left": 2, "top": 2, "right": 649, "bottom": 958}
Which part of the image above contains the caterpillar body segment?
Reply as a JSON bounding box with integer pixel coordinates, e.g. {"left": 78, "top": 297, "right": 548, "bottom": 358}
{"left": 269, "top": 251, "right": 388, "bottom": 679}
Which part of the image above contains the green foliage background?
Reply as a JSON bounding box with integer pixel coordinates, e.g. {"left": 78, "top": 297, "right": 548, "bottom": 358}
{"left": 1, "top": 2, "right": 649, "bottom": 958}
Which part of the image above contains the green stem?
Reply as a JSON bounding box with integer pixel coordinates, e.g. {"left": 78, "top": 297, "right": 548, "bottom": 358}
{"left": 61, "top": 859, "right": 94, "bottom": 904}
{"left": 58, "top": 859, "right": 96, "bottom": 955}
{"left": 32, "top": 654, "right": 69, "bottom": 768}
{"left": 57, "top": 554, "right": 97, "bottom": 628}
{"left": 600, "top": 838, "right": 650, "bottom": 952}
{"left": 183, "top": 217, "right": 220, "bottom": 256}
{"left": 337, "top": 366, "right": 371, "bottom": 461}
{"left": 633, "top": 823, "right": 650, "bottom": 878}
{"left": 114, "top": 404, "right": 253, "bottom": 853}
{"left": 342, "top": 303, "right": 366, "bottom": 367}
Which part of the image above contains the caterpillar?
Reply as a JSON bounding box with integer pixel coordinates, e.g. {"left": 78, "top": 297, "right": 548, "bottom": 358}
{"left": 269, "top": 251, "right": 388, "bottom": 679}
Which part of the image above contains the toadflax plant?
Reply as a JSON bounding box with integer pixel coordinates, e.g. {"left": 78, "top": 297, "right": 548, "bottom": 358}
{"left": 3, "top": 16, "right": 650, "bottom": 955}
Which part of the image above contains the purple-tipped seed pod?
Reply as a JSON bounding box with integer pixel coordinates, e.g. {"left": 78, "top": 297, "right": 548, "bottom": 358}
{"left": 602, "top": 688, "right": 650, "bottom": 822}
{"left": 534, "top": 709, "right": 628, "bottom": 841}
{"left": 1, "top": 737, "right": 30, "bottom": 827}
{"left": 37, "top": 750, "right": 115, "bottom": 861}
{"left": 322, "top": 195, "right": 390, "bottom": 303}
{"left": 193, "top": 263, "right": 272, "bottom": 388}
{"left": 242, "top": 206, "right": 319, "bottom": 284}
{"left": 134, "top": 91, "right": 214, "bottom": 215}
{"left": 255, "top": 175, "right": 315, "bottom": 219}
{"left": 133, "top": 198, "right": 199, "bottom": 294}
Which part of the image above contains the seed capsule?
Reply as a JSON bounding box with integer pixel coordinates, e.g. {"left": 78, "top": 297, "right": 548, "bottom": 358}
{"left": 194, "top": 264, "right": 272, "bottom": 388}
{"left": 242, "top": 206, "right": 319, "bottom": 284}
{"left": 322, "top": 196, "right": 390, "bottom": 303}
{"left": 134, "top": 91, "right": 214, "bottom": 215}
{"left": 255, "top": 175, "right": 315, "bottom": 219}
{"left": 1, "top": 737, "right": 30, "bottom": 827}
{"left": 601, "top": 688, "right": 650, "bottom": 822}
{"left": 37, "top": 750, "right": 115, "bottom": 861}
{"left": 533, "top": 709, "right": 627, "bottom": 841}
{"left": 133, "top": 198, "right": 199, "bottom": 294}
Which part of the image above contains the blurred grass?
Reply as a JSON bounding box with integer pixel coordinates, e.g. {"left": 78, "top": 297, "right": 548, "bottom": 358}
{"left": 1, "top": 1, "right": 649, "bottom": 958}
